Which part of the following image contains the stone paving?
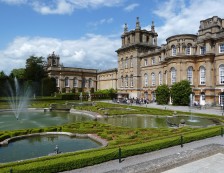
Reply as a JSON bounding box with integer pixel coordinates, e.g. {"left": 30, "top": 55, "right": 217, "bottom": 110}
{"left": 61, "top": 101, "right": 224, "bottom": 173}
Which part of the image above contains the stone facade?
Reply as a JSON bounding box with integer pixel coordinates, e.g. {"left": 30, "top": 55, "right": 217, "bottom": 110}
{"left": 46, "top": 16, "right": 224, "bottom": 106}
{"left": 46, "top": 52, "right": 98, "bottom": 93}
{"left": 116, "top": 16, "right": 224, "bottom": 106}
{"left": 97, "top": 68, "right": 118, "bottom": 90}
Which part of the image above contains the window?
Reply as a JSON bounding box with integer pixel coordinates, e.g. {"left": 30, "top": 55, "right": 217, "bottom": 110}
{"left": 219, "top": 64, "right": 224, "bottom": 84}
{"left": 159, "top": 56, "right": 161, "bottom": 62}
{"left": 125, "top": 75, "right": 128, "bottom": 87}
{"left": 151, "top": 73, "right": 155, "bottom": 86}
{"left": 171, "top": 67, "right": 176, "bottom": 84}
{"left": 121, "top": 76, "right": 124, "bottom": 87}
{"left": 200, "top": 46, "right": 206, "bottom": 55}
{"left": 73, "top": 77, "right": 78, "bottom": 87}
{"left": 152, "top": 57, "right": 155, "bottom": 65}
{"left": 144, "top": 59, "right": 148, "bottom": 66}
{"left": 121, "top": 58, "right": 123, "bottom": 68}
{"left": 165, "top": 71, "right": 168, "bottom": 85}
{"left": 200, "top": 66, "right": 206, "bottom": 85}
{"left": 159, "top": 72, "right": 162, "bottom": 85}
{"left": 89, "top": 78, "right": 92, "bottom": 88}
{"left": 125, "top": 58, "right": 128, "bottom": 68}
{"left": 130, "top": 58, "right": 133, "bottom": 67}
{"left": 219, "top": 44, "right": 224, "bottom": 53}
{"left": 187, "top": 67, "right": 193, "bottom": 85}
{"left": 144, "top": 73, "right": 148, "bottom": 87}
{"left": 130, "top": 75, "right": 134, "bottom": 87}
{"left": 172, "top": 45, "right": 176, "bottom": 56}
{"left": 55, "top": 77, "right": 59, "bottom": 87}
{"left": 65, "top": 77, "right": 69, "bottom": 87}
{"left": 186, "top": 44, "right": 191, "bottom": 55}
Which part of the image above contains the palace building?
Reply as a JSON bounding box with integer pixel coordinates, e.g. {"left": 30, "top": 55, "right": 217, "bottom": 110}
{"left": 47, "top": 16, "right": 224, "bottom": 106}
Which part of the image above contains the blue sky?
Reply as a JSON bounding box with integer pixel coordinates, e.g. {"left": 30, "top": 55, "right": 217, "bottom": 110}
{"left": 0, "top": 0, "right": 224, "bottom": 74}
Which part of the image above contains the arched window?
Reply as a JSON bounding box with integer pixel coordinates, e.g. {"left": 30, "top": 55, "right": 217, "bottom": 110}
{"left": 200, "top": 66, "right": 206, "bottom": 85}
{"left": 165, "top": 71, "right": 168, "bottom": 84}
{"left": 130, "top": 75, "right": 134, "bottom": 87}
{"left": 186, "top": 44, "right": 191, "bottom": 55}
{"left": 187, "top": 67, "right": 193, "bottom": 85}
{"left": 130, "top": 57, "right": 133, "bottom": 67}
{"left": 121, "top": 76, "right": 124, "bottom": 87}
{"left": 65, "top": 77, "right": 69, "bottom": 87}
{"left": 125, "top": 75, "right": 128, "bottom": 87}
{"left": 171, "top": 67, "right": 176, "bottom": 84}
{"left": 219, "top": 64, "right": 224, "bottom": 84}
{"left": 121, "top": 58, "right": 123, "bottom": 68}
{"left": 55, "top": 77, "right": 59, "bottom": 87}
{"left": 171, "top": 45, "right": 176, "bottom": 56}
{"left": 73, "top": 77, "right": 78, "bottom": 87}
{"left": 159, "top": 72, "right": 162, "bottom": 85}
{"left": 125, "top": 57, "right": 128, "bottom": 68}
{"left": 151, "top": 73, "right": 155, "bottom": 86}
{"left": 144, "top": 73, "right": 148, "bottom": 87}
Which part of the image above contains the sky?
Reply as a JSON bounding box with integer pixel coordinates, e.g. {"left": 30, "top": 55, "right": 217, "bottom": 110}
{"left": 0, "top": 0, "right": 224, "bottom": 75}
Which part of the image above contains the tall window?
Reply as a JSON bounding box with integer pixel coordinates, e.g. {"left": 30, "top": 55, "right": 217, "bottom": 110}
{"left": 55, "top": 77, "right": 59, "bottom": 87}
{"left": 125, "top": 75, "right": 128, "bottom": 87}
{"left": 65, "top": 77, "right": 69, "bottom": 87}
{"left": 144, "top": 73, "right": 148, "bottom": 87}
{"left": 165, "top": 71, "right": 168, "bottom": 85}
{"left": 219, "top": 44, "right": 224, "bottom": 53}
{"left": 130, "top": 75, "right": 134, "bottom": 87}
{"left": 121, "top": 58, "right": 123, "bottom": 68}
{"left": 171, "top": 67, "right": 176, "bottom": 84}
{"left": 151, "top": 73, "right": 155, "bottom": 86}
{"left": 121, "top": 76, "right": 124, "bottom": 87}
{"left": 125, "top": 58, "right": 128, "bottom": 68}
{"left": 172, "top": 45, "right": 176, "bottom": 56}
{"left": 186, "top": 44, "right": 191, "bottom": 55}
{"left": 152, "top": 57, "right": 155, "bottom": 65}
{"left": 187, "top": 67, "right": 193, "bottom": 85}
{"left": 89, "top": 78, "right": 92, "bottom": 88}
{"left": 219, "top": 64, "right": 224, "bottom": 84}
{"left": 200, "top": 46, "right": 206, "bottom": 55}
{"left": 159, "top": 56, "right": 162, "bottom": 62}
{"left": 144, "top": 59, "right": 148, "bottom": 66}
{"left": 200, "top": 66, "right": 206, "bottom": 85}
{"left": 130, "top": 58, "right": 133, "bottom": 67}
{"left": 159, "top": 72, "right": 162, "bottom": 85}
{"left": 73, "top": 77, "right": 78, "bottom": 87}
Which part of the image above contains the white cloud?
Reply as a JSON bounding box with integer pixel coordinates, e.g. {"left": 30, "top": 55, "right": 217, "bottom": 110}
{"left": 0, "top": 0, "right": 27, "bottom": 5}
{"left": 123, "top": 3, "right": 139, "bottom": 12}
{"left": 1, "top": 0, "right": 124, "bottom": 14}
{"left": 151, "top": 0, "right": 224, "bottom": 44}
{"left": 88, "top": 18, "right": 114, "bottom": 28}
{"left": 0, "top": 35, "right": 120, "bottom": 74}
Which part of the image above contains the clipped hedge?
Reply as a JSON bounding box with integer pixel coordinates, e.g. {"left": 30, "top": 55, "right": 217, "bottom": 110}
{"left": 0, "top": 126, "right": 222, "bottom": 173}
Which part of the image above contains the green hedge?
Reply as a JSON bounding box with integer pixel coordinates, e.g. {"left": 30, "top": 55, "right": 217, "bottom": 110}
{"left": 0, "top": 126, "right": 222, "bottom": 173}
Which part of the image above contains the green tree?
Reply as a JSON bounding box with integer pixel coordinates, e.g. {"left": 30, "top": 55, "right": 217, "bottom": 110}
{"left": 24, "top": 56, "right": 47, "bottom": 96}
{"left": 170, "top": 80, "right": 192, "bottom": 105}
{"left": 155, "top": 84, "right": 170, "bottom": 105}
{"left": 9, "top": 68, "right": 25, "bottom": 80}
{"left": 42, "top": 77, "right": 57, "bottom": 96}
{"left": 0, "top": 71, "right": 8, "bottom": 96}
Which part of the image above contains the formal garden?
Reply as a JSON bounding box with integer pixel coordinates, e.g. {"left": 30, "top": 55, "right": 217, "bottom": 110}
{"left": 0, "top": 56, "right": 224, "bottom": 172}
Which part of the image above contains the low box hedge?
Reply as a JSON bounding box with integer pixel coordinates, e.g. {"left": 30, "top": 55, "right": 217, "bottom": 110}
{"left": 0, "top": 126, "right": 222, "bottom": 173}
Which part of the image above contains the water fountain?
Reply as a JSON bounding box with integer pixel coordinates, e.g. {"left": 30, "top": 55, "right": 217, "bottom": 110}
{"left": 188, "top": 93, "right": 199, "bottom": 123}
{"left": 6, "top": 77, "right": 31, "bottom": 120}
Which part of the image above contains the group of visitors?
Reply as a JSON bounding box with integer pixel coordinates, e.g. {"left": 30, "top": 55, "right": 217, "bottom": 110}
{"left": 113, "top": 97, "right": 154, "bottom": 105}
